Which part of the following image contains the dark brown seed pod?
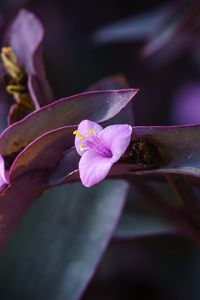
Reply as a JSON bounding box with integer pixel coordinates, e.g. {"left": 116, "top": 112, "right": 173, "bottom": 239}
{"left": 120, "top": 135, "right": 172, "bottom": 167}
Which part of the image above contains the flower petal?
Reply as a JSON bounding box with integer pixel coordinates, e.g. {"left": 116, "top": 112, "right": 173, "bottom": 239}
{"left": 99, "top": 124, "right": 132, "bottom": 162}
{"left": 0, "top": 155, "right": 9, "bottom": 189}
{"left": 79, "top": 150, "right": 112, "bottom": 187}
{"left": 75, "top": 120, "right": 103, "bottom": 156}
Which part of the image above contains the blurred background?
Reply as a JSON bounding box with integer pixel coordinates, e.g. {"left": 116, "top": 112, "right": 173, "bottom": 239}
{"left": 2, "top": 0, "right": 200, "bottom": 126}
{"left": 1, "top": 0, "right": 200, "bottom": 299}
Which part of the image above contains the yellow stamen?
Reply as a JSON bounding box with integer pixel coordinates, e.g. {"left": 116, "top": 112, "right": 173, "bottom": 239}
{"left": 73, "top": 128, "right": 96, "bottom": 142}
{"left": 6, "top": 84, "right": 26, "bottom": 94}
{"left": 90, "top": 129, "right": 95, "bottom": 134}
{"left": 1, "top": 47, "right": 21, "bottom": 79}
{"left": 73, "top": 130, "right": 83, "bottom": 140}
{"left": 0, "top": 47, "right": 35, "bottom": 123}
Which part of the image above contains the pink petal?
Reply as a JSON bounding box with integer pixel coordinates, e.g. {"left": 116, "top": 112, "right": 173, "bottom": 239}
{"left": 79, "top": 150, "right": 112, "bottom": 187}
{"left": 99, "top": 124, "right": 132, "bottom": 162}
{"left": 75, "top": 120, "right": 103, "bottom": 156}
{"left": 0, "top": 155, "right": 9, "bottom": 189}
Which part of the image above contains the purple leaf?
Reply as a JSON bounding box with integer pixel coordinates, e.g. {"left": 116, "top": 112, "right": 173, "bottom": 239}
{"left": 49, "top": 124, "right": 200, "bottom": 185}
{"left": 0, "top": 170, "right": 49, "bottom": 251}
{"left": 0, "top": 88, "right": 137, "bottom": 250}
{"left": 0, "top": 128, "right": 78, "bottom": 249}
{"left": 10, "top": 126, "right": 76, "bottom": 181}
{"left": 127, "top": 125, "right": 200, "bottom": 179}
{"left": 50, "top": 124, "right": 200, "bottom": 246}
{"left": 0, "top": 181, "right": 128, "bottom": 299}
{"left": 0, "top": 89, "right": 138, "bottom": 156}
{"left": 48, "top": 148, "right": 80, "bottom": 186}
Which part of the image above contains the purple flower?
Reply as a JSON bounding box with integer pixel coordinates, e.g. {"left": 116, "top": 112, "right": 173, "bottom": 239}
{"left": 0, "top": 88, "right": 136, "bottom": 250}
{"left": 74, "top": 120, "right": 132, "bottom": 187}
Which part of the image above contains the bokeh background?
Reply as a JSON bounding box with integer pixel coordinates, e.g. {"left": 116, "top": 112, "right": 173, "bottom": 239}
{"left": 2, "top": 0, "right": 200, "bottom": 126}
{"left": 1, "top": 0, "right": 200, "bottom": 299}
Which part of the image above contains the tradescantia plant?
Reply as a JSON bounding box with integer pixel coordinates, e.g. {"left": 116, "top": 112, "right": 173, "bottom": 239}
{"left": 0, "top": 9, "right": 138, "bottom": 251}
{"left": 0, "top": 10, "right": 140, "bottom": 300}
{"left": 0, "top": 7, "right": 200, "bottom": 300}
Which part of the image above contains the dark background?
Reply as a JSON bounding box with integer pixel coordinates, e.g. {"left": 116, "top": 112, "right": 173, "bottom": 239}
{"left": 1, "top": 1, "right": 200, "bottom": 299}
{"left": 2, "top": 0, "right": 199, "bottom": 126}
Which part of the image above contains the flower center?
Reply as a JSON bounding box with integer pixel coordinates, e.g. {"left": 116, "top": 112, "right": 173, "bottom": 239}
{"left": 73, "top": 129, "right": 112, "bottom": 158}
